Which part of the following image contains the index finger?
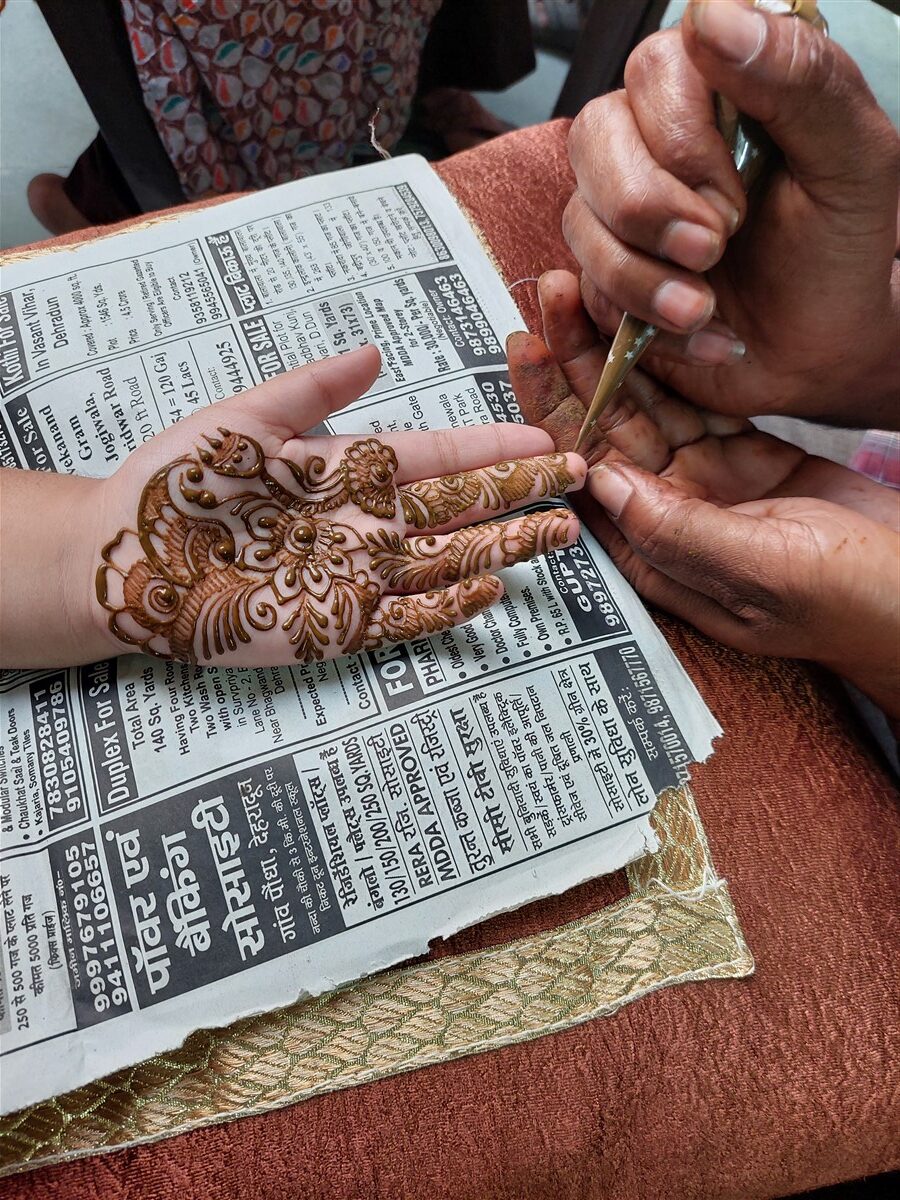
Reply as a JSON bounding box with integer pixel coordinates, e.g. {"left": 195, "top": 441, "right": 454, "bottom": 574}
{"left": 527, "top": 272, "right": 674, "bottom": 473}
{"left": 293, "top": 422, "right": 556, "bottom": 486}
{"left": 625, "top": 28, "right": 745, "bottom": 226}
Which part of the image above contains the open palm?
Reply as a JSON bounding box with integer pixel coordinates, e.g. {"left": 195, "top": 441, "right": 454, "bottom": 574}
{"left": 93, "top": 345, "right": 583, "bottom": 667}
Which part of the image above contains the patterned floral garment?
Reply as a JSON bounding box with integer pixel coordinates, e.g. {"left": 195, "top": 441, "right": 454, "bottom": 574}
{"left": 121, "top": 0, "right": 444, "bottom": 199}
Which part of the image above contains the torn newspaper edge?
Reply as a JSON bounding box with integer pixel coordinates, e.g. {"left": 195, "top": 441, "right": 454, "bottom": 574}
{"left": 0, "top": 156, "right": 720, "bottom": 1114}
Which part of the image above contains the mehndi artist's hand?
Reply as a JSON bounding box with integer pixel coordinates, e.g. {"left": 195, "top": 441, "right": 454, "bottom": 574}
{"left": 509, "top": 272, "right": 900, "bottom": 721}
{"left": 0, "top": 346, "right": 585, "bottom": 670}
{"left": 564, "top": 0, "right": 900, "bottom": 428}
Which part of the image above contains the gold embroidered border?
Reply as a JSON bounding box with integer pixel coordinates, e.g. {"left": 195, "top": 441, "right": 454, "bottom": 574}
{"left": 0, "top": 786, "right": 752, "bottom": 1177}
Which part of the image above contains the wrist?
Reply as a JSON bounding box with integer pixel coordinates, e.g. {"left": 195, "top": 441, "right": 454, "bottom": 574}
{"left": 814, "top": 522, "right": 900, "bottom": 722}
{"left": 0, "top": 470, "right": 117, "bottom": 669}
{"left": 70, "top": 476, "right": 125, "bottom": 665}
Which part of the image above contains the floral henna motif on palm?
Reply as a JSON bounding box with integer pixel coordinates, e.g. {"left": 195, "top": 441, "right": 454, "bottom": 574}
{"left": 96, "top": 431, "right": 575, "bottom": 665}
{"left": 97, "top": 429, "right": 395, "bottom": 663}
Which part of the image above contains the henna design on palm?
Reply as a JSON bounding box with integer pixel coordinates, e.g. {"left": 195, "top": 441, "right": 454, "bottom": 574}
{"left": 96, "top": 430, "right": 579, "bottom": 666}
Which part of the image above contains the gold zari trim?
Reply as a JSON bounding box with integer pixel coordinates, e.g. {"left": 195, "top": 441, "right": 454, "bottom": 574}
{"left": 0, "top": 786, "right": 752, "bottom": 1177}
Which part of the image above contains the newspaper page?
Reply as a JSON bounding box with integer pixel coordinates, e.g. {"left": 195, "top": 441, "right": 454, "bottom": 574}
{"left": 0, "top": 156, "right": 720, "bottom": 1114}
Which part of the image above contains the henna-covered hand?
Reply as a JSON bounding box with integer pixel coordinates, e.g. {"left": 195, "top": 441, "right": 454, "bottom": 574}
{"left": 89, "top": 346, "right": 584, "bottom": 667}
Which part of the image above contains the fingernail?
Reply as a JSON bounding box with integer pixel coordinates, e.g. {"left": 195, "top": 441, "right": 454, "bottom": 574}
{"left": 704, "top": 411, "right": 751, "bottom": 435}
{"left": 588, "top": 465, "right": 633, "bottom": 520}
{"left": 690, "top": 0, "right": 766, "bottom": 67}
{"left": 660, "top": 220, "right": 721, "bottom": 271}
{"left": 652, "top": 280, "right": 714, "bottom": 331}
{"left": 686, "top": 329, "right": 746, "bottom": 364}
{"left": 695, "top": 184, "right": 741, "bottom": 234}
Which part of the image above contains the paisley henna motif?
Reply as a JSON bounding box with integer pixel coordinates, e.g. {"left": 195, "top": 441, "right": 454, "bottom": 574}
{"left": 97, "top": 430, "right": 576, "bottom": 666}
{"left": 399, "top": 453, "right": 574, "bottom": 530}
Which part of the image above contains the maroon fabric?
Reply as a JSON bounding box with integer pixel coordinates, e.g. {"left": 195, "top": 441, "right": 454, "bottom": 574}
{"left": 4, "top": 122, "right": 899, "bottom": 1200}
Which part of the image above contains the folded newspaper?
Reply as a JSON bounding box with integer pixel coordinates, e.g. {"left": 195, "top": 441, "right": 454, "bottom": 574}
{"left": 0, "top": 157, "right": 720, "bottom": 1114}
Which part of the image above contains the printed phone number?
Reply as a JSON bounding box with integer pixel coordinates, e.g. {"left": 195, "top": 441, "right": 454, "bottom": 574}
{"left": 62, "top": 839, "right": 130, "bottom": 1016}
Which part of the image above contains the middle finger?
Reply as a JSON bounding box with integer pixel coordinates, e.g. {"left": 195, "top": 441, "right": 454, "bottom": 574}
{"left": 399, "top": 451, "right": 585, "bottom": 533}
{"left": 296, "top": 422, "right": 556, "bottom": 489}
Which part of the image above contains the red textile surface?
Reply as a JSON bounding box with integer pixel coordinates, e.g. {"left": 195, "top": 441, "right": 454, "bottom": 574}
{"left": 4, "top": 121, "right": 898, "bottom": 1200}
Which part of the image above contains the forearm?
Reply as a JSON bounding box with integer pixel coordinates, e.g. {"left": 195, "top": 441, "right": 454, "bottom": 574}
{"left": 0, "top": 470, "right": 112, "bottom": 668}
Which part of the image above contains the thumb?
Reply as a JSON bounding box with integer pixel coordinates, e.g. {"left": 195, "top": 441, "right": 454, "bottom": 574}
{"left": 588, "top": 460, "right": 792, "bottom": 619}
{"left": 223, "top": 343, "right": 382, "bottom": 436}
{"left": 682, "top": 0, "right": 897, "bottom": 218}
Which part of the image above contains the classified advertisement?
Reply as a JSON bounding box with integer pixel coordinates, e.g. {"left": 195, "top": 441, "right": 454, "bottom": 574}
{"left": 0, "top": 157, "right": 720, "bottom": 1113}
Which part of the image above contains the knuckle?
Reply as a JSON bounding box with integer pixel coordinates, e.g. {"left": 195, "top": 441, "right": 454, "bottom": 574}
{"left": 625, "top": 556, "right": 660, "bottom": 600}
{"left": 303, "top": 360, "right": 339, "bottom": 411}
{"left": 569, "top": 98, "right": 605, "bottom": 158}
{"left": 430, "top": 427, "right": 461, "bottom": 477}
{"left": 579, "top": 273, "right": 614, "bottom": 327}
{"left": 571, "top": 93, "right": 628, "bottom": 185}
{"left": 628, "top": 504, "right": 680, "bottom": 565}
{"left": 486, "top": 422, "right": 513, "bottom": 464}
{"left": 604, "top": 239, "right": 636, "bottom": 295}
{"left": 822, "top": 37, "right": 867, "bottom": 99}
{"left": 624, "top": 30, "right": 679, "bottom": 88}
{"left": 604, "top": 527, "right": 642, "bottom": 582}
{"left": 561, "top": 193, "right": 582, "bottom": 246}
{"left": 661, "top": 120, "right": 719, "bottom": 183}
{"left": 608, "top": 173, "right": 651, "bottom": 235}
{"left": 785, "top": 22, "right": 830, "bottom": 95}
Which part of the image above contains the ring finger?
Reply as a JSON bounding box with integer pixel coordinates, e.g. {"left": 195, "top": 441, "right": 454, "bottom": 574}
{"left": 369, "top": 508, "right": 580, "bottom": 593}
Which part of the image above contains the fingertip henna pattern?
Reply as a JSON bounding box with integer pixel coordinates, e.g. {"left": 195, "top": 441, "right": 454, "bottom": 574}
{"left": 96, "top": 431, "right": 577, "bottom": 665}
{"left": 364, "top": 577, "right": 504, "bottom": 649}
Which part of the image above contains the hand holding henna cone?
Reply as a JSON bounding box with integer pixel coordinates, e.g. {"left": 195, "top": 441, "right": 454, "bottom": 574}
{"left": 95, "top": 428, "right": 583, "bottom": 667}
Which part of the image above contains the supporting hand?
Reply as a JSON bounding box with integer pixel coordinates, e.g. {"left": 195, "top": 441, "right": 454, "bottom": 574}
{"left": 510, "top": 273, "right": 900, "bottom": 720}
